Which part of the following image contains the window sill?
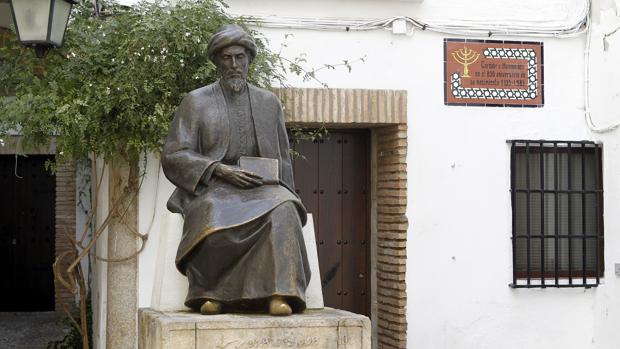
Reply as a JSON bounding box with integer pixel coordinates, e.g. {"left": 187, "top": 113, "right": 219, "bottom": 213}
{"left": 510, "top": 277, "right": 603, "bottom": 288}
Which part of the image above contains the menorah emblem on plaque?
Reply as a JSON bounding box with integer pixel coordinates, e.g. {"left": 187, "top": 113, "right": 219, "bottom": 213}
{"left": 452, "top": 47, "right": 480, "bottom": 78}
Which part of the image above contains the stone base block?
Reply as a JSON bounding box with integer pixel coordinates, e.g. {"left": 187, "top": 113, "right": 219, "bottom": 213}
{"left": 139, "top": 307, "right": 370, "bottom": 349}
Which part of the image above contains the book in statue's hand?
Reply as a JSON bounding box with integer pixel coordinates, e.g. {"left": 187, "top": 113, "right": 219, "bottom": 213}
{"left": 239, "top": 156, "right": 279, "bottom": 184}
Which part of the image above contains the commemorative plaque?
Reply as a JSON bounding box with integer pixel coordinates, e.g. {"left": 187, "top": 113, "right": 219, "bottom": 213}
{"left": 444, "top": 39, "right": 544, "bottom": 107}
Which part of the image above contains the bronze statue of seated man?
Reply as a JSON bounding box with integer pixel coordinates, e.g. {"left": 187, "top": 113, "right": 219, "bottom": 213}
{"left": 162, "top": 24, "right": 310, "bottom": 316}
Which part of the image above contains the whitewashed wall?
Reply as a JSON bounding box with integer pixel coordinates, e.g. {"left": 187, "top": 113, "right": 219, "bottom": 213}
{"left": 222, "top": 0, "right": 620, "bottom": 348}
{"left": 94, "top": 0, "right": 620, "bottom": 348}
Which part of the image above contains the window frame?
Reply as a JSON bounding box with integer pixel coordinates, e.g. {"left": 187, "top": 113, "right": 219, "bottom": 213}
{"left": 509, "top": 140, "right": 604, "bottom": 288}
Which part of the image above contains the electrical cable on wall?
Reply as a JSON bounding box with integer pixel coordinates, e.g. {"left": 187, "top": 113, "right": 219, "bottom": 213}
{"left": 236, "top": 1, "right": 589, "bottom": 38}
{"left": 237, "top": 0, "right": 620, "bottom": 134}
{"left": 143, "top": 157, "right": 162, "bottom": 238}
{"left": 583, "top": 0, "right": 620, "bottom": 133}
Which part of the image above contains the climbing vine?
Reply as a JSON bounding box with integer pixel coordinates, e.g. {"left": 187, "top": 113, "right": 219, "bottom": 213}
{"left": 1, "top": 0, "right": 285, "bottom": 163}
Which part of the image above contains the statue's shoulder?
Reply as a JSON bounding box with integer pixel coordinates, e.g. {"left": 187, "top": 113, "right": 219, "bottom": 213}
{"left": 248, "top": 84, "right": 280, "bottom": 104}
{"left": 186, "top": 83, "right": 220, "bottom": 101}
{"left": 177, "top": 83, "right": 221, "bottom": 112}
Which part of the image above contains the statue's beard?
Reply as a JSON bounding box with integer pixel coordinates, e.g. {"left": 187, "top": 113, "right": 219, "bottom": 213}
{"left": 222, "top": 75, "right": 246, "bottom": 93}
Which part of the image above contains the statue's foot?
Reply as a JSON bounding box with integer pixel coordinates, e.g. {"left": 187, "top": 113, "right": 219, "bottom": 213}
{"left": 269, "top": 296, "right": 292, "bottom": 316}
{"left": 200, "top": 300, "right": 222, "bottom": 315}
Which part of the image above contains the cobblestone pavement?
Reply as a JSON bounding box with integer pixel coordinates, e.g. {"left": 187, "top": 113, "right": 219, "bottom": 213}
{"left": 0, "top": 312, "right": 70, "bottom": 349}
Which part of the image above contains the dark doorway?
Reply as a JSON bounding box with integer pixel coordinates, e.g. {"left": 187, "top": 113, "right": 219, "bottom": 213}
{"left": 292, "top": 130, "right": 370, "bottom": 316}
{"left": 0, "top": 155, "right": 56, "bottom": 311}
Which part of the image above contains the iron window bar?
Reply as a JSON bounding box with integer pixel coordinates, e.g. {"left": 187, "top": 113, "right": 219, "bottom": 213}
{"left": 509, "top": 140, "right": 603, "bottom": 288}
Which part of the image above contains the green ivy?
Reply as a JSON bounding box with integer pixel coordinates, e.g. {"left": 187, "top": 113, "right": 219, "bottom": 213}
{"left": 0, "top": 0, "right": 286, "bottom": 163}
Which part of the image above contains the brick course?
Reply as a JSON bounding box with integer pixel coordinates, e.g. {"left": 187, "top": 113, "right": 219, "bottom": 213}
{"left": 55, "top": 161, "right": 77, "bottom": 311}
{"left": 375, "top": 124, "right": 408, "bottom": 349}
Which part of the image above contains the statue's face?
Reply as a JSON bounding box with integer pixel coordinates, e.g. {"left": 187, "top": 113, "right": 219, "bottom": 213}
{"left": 216, "top": 45, "right": 250, "bottom": 82}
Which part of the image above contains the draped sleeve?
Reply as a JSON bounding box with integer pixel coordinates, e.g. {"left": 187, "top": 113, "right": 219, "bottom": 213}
{"left": 162, "top": 93, "right": 220, "bottom": 194}
{"left": 275, "top": 98, "right": 295, "bottom": 190}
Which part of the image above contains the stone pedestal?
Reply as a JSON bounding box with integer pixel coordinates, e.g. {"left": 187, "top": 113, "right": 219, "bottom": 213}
{"left": 139, "top": 308, "right": 370, "bottom": 349}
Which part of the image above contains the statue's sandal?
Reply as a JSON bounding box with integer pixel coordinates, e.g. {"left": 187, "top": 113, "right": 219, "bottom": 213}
{"left": 269, "top": 296, "right": 292, "bottom": 316}
{"left": 200, "top": 300, "right": 222, "bottom": 315}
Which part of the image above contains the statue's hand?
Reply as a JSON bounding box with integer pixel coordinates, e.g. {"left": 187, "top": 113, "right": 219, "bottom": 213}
{"left": 213, "top": 163, "right": 263, "bottom": 188}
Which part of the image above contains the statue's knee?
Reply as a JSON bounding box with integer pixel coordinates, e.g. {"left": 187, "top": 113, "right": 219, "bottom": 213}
{"left": 272, "top": 201, "right": 297, "bottom": 217}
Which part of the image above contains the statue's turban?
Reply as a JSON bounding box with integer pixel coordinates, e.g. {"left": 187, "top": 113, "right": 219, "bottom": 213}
{"left": 207, "top": 24, "right": 257, "bottom": 63}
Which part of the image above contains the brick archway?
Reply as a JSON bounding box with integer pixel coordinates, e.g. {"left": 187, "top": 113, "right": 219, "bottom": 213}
{"left": 276, "top": 88, "right": 408, "bottom": 349}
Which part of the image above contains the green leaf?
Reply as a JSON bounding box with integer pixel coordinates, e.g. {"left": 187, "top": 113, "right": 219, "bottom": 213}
{"left": 0, "top": 0, "right": 361, "bottom": 164}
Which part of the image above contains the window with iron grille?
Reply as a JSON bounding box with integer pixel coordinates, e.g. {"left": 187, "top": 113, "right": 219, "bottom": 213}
{"left": 510, "top": 140, "right": 603, "bottom": 288}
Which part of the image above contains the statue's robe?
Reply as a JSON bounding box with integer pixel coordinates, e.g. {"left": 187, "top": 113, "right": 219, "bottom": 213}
{"left": 162, "top": 82, "right": 310, "bottom": 312}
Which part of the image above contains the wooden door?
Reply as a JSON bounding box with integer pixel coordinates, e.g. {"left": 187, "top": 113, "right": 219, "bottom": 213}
{"left": 292, "top": 130, "right": 370, "bottom": 316}
{"left": 0, "top": 155, "right": 56, "bottom": 311}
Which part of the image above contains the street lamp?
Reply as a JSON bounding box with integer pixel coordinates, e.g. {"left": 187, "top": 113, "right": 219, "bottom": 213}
{"left": 9, "top": 0, "right": 78, "bottom": 57}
